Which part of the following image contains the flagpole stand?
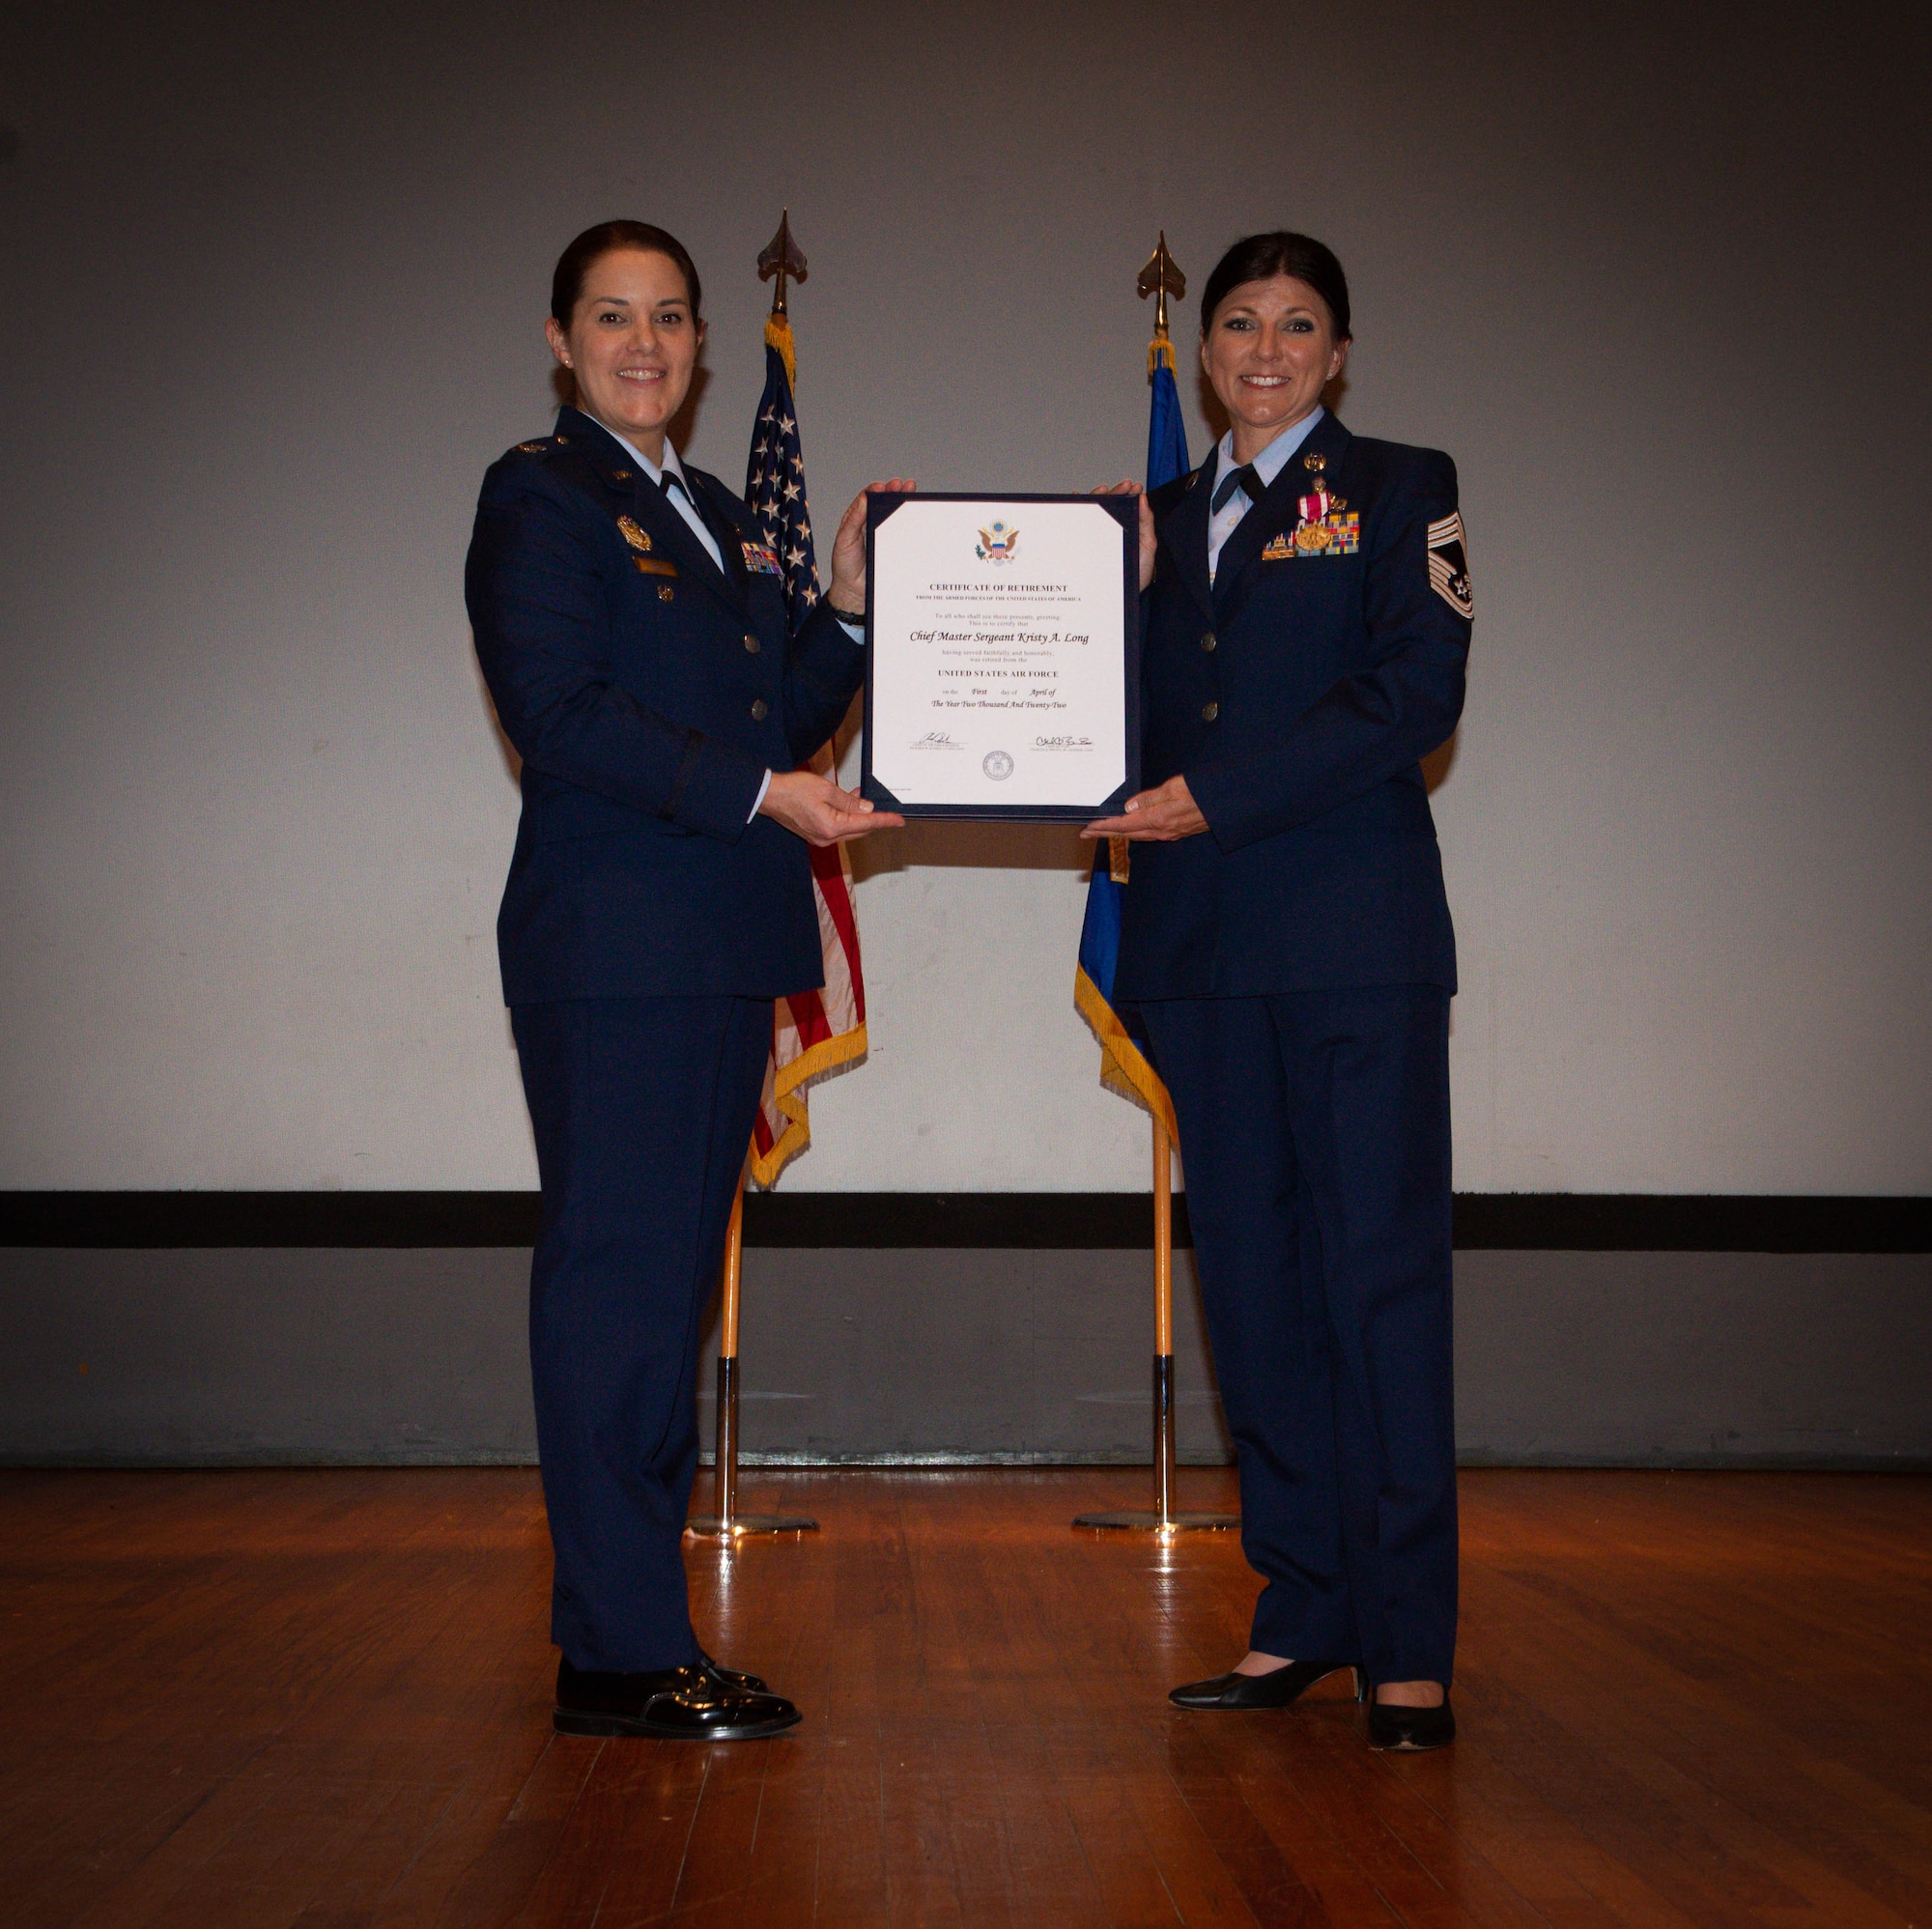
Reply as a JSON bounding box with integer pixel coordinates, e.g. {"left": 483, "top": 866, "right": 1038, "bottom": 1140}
{"left": 687, "top": 1163, "right": 817, "bottom": 1540}
{"left": 1074, "top": 1116, "right": 1239, "bottom": 1535}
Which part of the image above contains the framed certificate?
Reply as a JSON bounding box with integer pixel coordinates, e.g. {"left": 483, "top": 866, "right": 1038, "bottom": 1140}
{"left": 860, "top": 493, "right": 1141, "bottom": 821}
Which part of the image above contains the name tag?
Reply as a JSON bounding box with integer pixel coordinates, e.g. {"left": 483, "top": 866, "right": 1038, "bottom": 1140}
{"left": 633, "top": 555, "right": 677, "bottom": 578}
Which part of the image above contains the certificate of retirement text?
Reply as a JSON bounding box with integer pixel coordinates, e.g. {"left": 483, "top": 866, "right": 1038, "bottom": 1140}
{"left": 868, "top": 498, "right": 1127, "bottom": 810}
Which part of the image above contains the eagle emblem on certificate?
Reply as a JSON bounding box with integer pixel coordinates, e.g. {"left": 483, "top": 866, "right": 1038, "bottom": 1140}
{"left": 975, "top": 521, "right": 1020, "bottom": 563}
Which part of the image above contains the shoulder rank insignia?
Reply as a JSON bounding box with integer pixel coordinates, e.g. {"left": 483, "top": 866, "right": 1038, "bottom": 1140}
{"left": 742, "top": 540, "right": 783, "bottom": 577}
{"left": 1426, "top": 511, "right": 1473, "bottom": 616}
{"left": 516, "top": 440, "right": 548, "bottom": 455}
{"left": 616, "top": 516, "right": 651, "bottom": 553}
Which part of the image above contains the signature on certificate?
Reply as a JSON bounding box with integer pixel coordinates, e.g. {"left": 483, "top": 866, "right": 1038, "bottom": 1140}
{"left": 909, "top": 730, "right": 965, "bottom": 751}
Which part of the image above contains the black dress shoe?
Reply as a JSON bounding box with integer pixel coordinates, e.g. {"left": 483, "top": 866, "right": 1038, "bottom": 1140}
{"left": 554, "top": 1657, "right": 801, "bottom": 1740}
{"left": 1367, "top": 1694, "right": 1455, "bottom": 1751}
{"left": 697, "top": 1651, "right": 768, "bottom": 1693}
{"left": 1170, "top": 1660, "right": 1367, "bottom": 1710}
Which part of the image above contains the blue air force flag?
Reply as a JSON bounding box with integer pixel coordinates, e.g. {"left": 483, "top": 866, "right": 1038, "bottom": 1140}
{"left": 1072, "top": 334, "right": 1188, "bottom": 1138}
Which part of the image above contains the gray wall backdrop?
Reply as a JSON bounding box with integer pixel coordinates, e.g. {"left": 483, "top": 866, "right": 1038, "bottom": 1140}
{"left": 2, "top": 0, "right": 1929, "bottom": 1198}
{"left": 7, "top": 1246, "right": 1928, "bottom": 1469}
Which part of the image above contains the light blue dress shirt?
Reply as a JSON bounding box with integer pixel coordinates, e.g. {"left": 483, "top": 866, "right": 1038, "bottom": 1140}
{"left": 1207, "top": 406, "right": 1324, "bottom": 581}
{"left": 600, "top": 425, "right": 724, "bottom": 569}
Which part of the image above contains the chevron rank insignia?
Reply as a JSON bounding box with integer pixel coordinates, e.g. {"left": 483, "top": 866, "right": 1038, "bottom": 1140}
{"left": 741, "top": 540, "right": 783, "bottom": 577}
{"left": 1426, "top": 512, "right": 1473, "bottom": 616}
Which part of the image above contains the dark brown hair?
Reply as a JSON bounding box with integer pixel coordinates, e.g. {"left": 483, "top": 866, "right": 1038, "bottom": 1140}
{"left": 1200, "top": 231, "right": 1350, "bottom": 341}
{"left": 550, "top": 221, "right": 702, "bottom": 326}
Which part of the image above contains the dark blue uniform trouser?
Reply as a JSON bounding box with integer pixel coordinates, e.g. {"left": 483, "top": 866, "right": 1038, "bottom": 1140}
{"left": 1137, "top": 985, "right": 1458, "bottom": 1688}
{"left": 511, "top": 994, "right": 772, "bottom": 1673}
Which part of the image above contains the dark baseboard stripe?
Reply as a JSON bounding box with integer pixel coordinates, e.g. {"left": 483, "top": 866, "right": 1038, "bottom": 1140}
{"left": 0, "top": 1192, "right": 1926, "bottom": 1253}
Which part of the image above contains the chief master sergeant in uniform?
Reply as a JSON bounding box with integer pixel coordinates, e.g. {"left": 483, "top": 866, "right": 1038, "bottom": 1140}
{"left": 1089, "top": 230, "right": 1474, "bottom": 1751}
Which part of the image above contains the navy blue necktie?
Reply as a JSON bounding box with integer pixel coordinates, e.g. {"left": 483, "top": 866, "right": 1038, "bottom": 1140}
{"left": 1211, "top": 463, "right": 1264, "bottom": 514}
{"left": 663, "top": 469, "right": 726, "bottom": 560}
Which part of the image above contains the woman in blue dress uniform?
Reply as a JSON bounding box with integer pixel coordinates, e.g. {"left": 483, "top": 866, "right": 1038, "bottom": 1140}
{"left": 1089, "top": 231, "right": 1472, "bottom": 1749}
{"left": 467, "top": 221, "right": 906, "bottom": 1741}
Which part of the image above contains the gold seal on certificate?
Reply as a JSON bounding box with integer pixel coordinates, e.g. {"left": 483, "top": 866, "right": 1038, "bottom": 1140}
{"left": 860, "top": 494, "right": 1142, "bottom": 820}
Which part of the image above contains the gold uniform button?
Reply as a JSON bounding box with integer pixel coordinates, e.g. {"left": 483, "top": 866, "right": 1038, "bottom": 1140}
{"left": 751, "top": 698, "right": 769, "bottom": 722}
{"left": 1201, "top": 701, "right": 1219, "bottom": 722}
{"left": 743, "top": 634, "right": 761, "bottom": 654}
{"left": 1200, "top": 632, "right": 1217, "bottom": 652}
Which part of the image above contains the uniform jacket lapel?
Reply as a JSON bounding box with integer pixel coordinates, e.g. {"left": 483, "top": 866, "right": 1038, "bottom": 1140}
{"left": 1156, "top": 462, "right": 1216, "bottom": 627}
{"left": 691, "top": 470, "right": 753, "bottom": 609}
{"left": 1212, "top": 411, "right": 1353, "bottom": 626}
{"left": 555, "top": 408, "right": 748, "bottom": 619}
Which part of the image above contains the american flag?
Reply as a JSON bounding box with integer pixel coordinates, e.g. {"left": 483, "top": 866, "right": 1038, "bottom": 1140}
{"left": 745, "top": 314, "right": 868, "bottom": 1187}
{"left": 746, "top": 322, "right": 820, "bottom": 627}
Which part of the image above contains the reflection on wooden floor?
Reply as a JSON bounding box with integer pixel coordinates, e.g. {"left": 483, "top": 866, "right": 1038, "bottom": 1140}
{"left": 1, "top": 1466, "right": 1927, "bottom": 1926}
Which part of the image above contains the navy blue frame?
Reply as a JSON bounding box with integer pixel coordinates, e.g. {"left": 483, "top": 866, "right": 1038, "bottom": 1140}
{"left": 859, "top": 492, "right": 1142, "bottom": 822}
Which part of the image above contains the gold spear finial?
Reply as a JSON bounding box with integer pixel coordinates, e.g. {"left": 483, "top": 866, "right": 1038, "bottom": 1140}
{"left": 757, "top": 210, "right": 809, "bottom": 319}
{"left": 1137, "top": 230, "right": 1186, "bottom": 339}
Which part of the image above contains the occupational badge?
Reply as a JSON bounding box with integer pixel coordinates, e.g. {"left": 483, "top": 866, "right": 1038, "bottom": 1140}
{"left": 742, "top": 540, "right": 783, "bottom": 577}
{"left": 1426, "top": 511, "right": 1473, "bottom": 616}
{"left": 616, "top": 516, "right": 651, "bottom": 553}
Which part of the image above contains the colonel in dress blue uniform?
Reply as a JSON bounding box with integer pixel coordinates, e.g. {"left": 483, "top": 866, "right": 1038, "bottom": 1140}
{"left": 466, "top": 222, "right": 906, "bottom": 1742}
{"left": 1089, "top": 231, "right": 1472, "bottom": 1751}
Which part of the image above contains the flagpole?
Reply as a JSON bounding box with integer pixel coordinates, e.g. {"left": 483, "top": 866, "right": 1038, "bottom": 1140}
{"left": 1151, "top": 1116, "right": 1177, "bottom": 1522}
{"left": 1074, "top": 230, "right": 1238, "bottom": 1538}
{"left": 686, "top": 1157, "right": 817, "bottom": 1540}
{"left": 690, "top": 210, "right": 837, "bottom": 1543}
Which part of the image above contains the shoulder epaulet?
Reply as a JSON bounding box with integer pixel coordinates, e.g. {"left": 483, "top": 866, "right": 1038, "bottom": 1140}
{"left": 504, "top": 429, "right": 596, "bottom": 461}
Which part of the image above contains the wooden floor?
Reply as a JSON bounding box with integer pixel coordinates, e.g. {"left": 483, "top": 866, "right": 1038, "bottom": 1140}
{"left": 1, "top": 1468, "right": 1928, "bottom": 1927}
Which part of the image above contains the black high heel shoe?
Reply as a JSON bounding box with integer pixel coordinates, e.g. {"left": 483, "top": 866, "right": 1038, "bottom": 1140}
{"left": 1170, "top": 1660, "right": 1369, "bottom": 1710}
{"left": 1366, "top": 1691, "right": 1455, "bottom": 1751}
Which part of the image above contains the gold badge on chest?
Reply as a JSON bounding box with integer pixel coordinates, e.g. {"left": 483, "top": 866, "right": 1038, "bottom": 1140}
{"left": 616, "top": 516, "right": 652, "bottom": 553}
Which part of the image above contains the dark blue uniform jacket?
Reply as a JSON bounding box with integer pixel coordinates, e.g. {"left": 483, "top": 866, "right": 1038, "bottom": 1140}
{"left": 466, "top": 407, "right": 864, "bottom": 1004}
{"left": 1116, "top": 411, "right": 1471, "bottom": 1000}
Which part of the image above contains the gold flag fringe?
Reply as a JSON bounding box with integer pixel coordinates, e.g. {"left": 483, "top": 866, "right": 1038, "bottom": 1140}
{"left": 765, "top": 313, "right": 798, "bottom": 389}
{"left": 748, "top": 1019, "right": 868, "bottom": 1189}
{"left": 1074, "top": 966, "right": 1179, "bottom": 1144}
